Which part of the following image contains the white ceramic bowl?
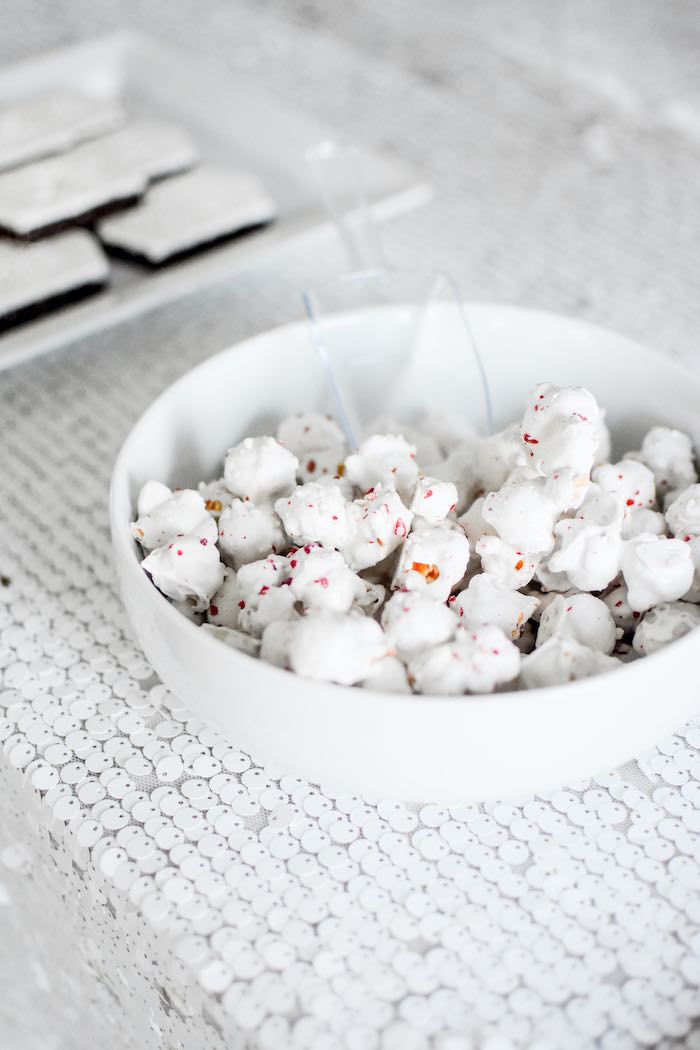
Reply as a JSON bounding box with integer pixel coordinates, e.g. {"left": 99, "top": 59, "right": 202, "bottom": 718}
{"left": 110, "top": 304, "right": 700, "bottom": 802}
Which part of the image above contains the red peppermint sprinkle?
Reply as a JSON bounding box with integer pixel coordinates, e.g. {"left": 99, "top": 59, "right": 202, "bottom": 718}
{"left": 209, "top": 604, "right": 219, "bottom": 616}
{"left": 626, "top": 499, "right": 634, "bottom": 507}
{"left": 290, "top": 559, "right": 298, "bottom": 568}
{"left": 238, "top": 600, "right": 246, "bottom": 609}
{"left": 259, "top": 585, "right": 269, "bottom": 595}
{"left": 523, "top": 433, "right": 539, "bottom": 444}
{"left": 424, "top": 489, "right": 433, "bottom": 499}
{"left": 177, "top": 549, "right": 183, "bottom": 556}
{"left": 200, "top": 538, "right": 208, "bottom": 545}
{"left": 315, "top": 577, "right": 329, "bottom": 588}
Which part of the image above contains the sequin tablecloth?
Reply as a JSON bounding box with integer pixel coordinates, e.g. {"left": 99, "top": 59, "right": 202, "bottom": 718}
{"left": 4, "top": 3, "right": 700, "bottom": 1048}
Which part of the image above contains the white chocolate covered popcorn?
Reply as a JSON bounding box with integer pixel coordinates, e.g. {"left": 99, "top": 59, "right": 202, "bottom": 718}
{"left": 131, "top": 486, "right": 217, "bottom": 551}
{"left": 275, "top": 482, "right": 353, "bottom": 549}
{"left": 218, "top": 499, "right": 286, "bottom": 569}
{"left": 135, "top": 385, "right": 700, "bottom": 695}
{"left": 621, "top": 534, "right": 694, "bottom": 613}
{"left": 546, "top": 488, "right": 623, "bottom": 592}
{"left": 473, "top": 423, "right": 525, "bottom": 494}
{"left": 393, "top": 523, "right": 470, "bottom": 602}
{"left": 276, "top": 412, "right": 346, "bottom": 457}
{"left": 482, "top": 476, "right": 561, "bottom": 554}
{"left": 224, "top": 436, "right": 298, "bottom": 503}
{"left": 236, "top": 554, "right": 289, "bottom": 596}
{"left": 407, "top": 625, "right": 520, "bottom": 694}
{"left": 360, "top": 655, "right": 411, "bottom": 693}
{"left": 369, "top": 415, "right": 442, "bottom": 466}
{"left": 342, "top": 483, "right": 413, "bottom": 571}
{"left": 475, "top": 535, "right": 539, "bottom": 589}
{"left": 137, "top": 479, "right": 172, "bottom": 517}
{"left": 621, "top": 508, "right": 667, "bottom": 540}
{"left": 381, "top": 590, "right": 456, "bottom": 656}
{"left": 354, "top": 579, "right": 386, "bottom": 616}
{"left": 536, "top": 593, "right": 618, "bottom": 654}
{"left": 260, "top": 618, "right": 298, "bottom": 669}
{"left": 632, "top": 601, "right": 700, "bottom": 656}
{"left": 207, "top": 566, "right": 243, "bottom": 628}
{"left": 603, "top": 582, "right": 641, "bottom": 633}
{"left": 238, "top": 585, "right": 297, "bottom": 638}
{"left": 452, "top": 573, "right": 539, "bottom": 640}
{"left": 520, "top": 637, "right": 619, "bottom": 688}
{"left": 198, "top": 478, "right": 234, "bottom": 519}
{"left": 344, "top": 434, "right": 419, "bottom": 500}
{"left": 296, "top": 447, "right": 349, "bottom": 487}
{"left": 520, "top": 383, "right": 600, "bottom": 479}
{"left": 628, "top": 427, "right": 697, "bottom": 498}
{"left": 410, "top": 475, "right": 458, "bottom": 526}
{"left": 287, "top": 544, "right": 364, "bottom": 613}
{"left": 289, "top": 611, "right": 387, "bottom": 686}
{"left": 592, "top": 459, "right": 656, "bottom": 514}
{"left": 683, "top": 536, "right": 700, "bottom": 603}
{"left": 142, "top": 532, "right": 223, "bottom": 609}
{"left": 666, "top": 485, "right": 700, "bottom": 539}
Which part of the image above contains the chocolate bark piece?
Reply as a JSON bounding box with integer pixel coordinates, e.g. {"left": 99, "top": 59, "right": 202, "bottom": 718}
{"left": 97, "top": 165, "right": 276, "bottom": 265}
{"left": 0, "top": 119, "right": 199, "bottom": 237}
{"left": 0, "top": 89, "right": 126, "bottom": 172}
{"left": 0, "top": 229, "right": 108, "bottom": 330}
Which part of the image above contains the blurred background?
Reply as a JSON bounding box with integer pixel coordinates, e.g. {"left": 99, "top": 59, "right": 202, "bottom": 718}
{"left": 3, "top": 0, "right": 700, "bottom": 356}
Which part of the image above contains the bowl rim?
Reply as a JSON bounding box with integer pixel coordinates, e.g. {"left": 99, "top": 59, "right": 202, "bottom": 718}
{"left": 110, "top": 300, "right": 700, "bottom": 712}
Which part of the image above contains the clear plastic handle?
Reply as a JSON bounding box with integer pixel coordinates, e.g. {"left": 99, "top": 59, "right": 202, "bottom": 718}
{"left": 306, "top": 139, "right": 386, "bottom": 272}
{"left": 303, "top": 268, "right": 493, "bottom": 448}
{"left": 304, "top": 141, "right": 493, "bottom": 447}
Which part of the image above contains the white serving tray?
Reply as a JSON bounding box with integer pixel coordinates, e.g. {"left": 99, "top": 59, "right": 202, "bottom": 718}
{"left": 0, "top": 31, "right": 431, "bottom": 371}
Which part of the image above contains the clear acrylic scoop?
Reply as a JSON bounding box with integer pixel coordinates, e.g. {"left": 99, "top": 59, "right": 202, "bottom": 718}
{"left": 304, "top": 141, "right": 493, "bottom": 449}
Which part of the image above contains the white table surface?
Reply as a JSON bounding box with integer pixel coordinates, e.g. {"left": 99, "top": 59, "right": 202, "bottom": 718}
{"left": 3, "top": 3, "right": 700, "bottom": 1048}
